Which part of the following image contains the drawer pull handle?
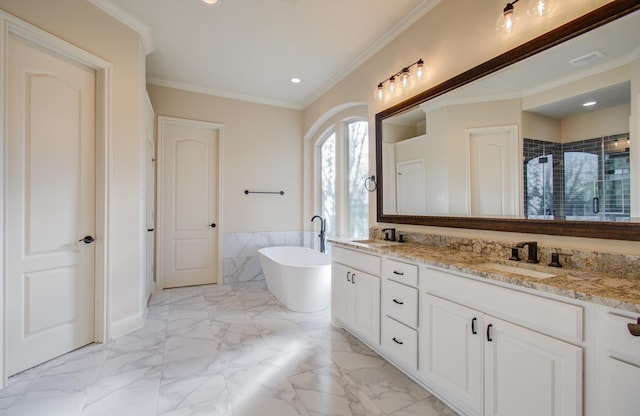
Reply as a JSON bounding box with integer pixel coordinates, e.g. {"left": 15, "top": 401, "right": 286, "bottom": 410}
{"left": 471, "top": 317, "right": 477, "bottom": 335}
{"left": 346, "top": 271, "right": 351, "bottom": 282}
{"left": 393, "top": 298, "right": 404, "bottom": 305}
{"left": 628, "top": 318, "right": 640, "bottom": 337}
{"left": 392, "top": 337, "right": 403, "bottom": 345}
{"left": 393, "top": 270, "right": 404, "bottom": 276}
{"left": 352, "top": 274, "right": 356, "bottom": 284}
{"left": 487, "top": 324, "right": 493, "bottom": 342}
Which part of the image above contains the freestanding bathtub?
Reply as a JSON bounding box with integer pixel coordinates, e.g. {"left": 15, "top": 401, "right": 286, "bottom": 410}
{"left": 257, "top": 246, "right": 331, "bottom": 312}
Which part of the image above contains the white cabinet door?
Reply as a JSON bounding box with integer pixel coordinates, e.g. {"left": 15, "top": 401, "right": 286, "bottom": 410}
{"left": 484, "top": 317, "right": 582, "bottom": 416}
{"left": 332, "top": 262, "right": 353, "bottom": 325}
{"left": 423, "top": 295, "right": 484, "bottom": 416}
{"left": 332, "top": 262, "right": 380, "bottom": 346}
{"left": 351, "top": 269, "right": 381, "bottom": 345}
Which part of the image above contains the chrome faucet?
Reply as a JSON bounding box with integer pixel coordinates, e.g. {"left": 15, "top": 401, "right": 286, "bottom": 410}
{"left": 514, "top": 241, "right": 539, "bottom": 264}
{"left": 311, "top": 215, "right": 326, "bottom": 253}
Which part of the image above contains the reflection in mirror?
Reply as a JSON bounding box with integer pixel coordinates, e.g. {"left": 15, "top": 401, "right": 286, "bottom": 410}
{"left": 379, "top": 8, "right": 638, "bottom": 226}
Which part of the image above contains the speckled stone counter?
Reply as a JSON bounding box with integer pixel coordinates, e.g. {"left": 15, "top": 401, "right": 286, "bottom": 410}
{"left": 330, "top": 238, "right": 640, "bottom": 314}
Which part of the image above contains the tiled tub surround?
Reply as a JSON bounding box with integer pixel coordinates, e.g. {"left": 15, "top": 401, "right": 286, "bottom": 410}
{"left": 223, "top": 231, "right": 315, "bottom": 284}
{"left": 340, "top": 228, "right": 640, "bottom": 313}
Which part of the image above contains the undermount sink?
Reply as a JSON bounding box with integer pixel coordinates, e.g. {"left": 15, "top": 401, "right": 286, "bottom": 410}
{"left": 477, "top": 262, "right": 557, "bottom": 279}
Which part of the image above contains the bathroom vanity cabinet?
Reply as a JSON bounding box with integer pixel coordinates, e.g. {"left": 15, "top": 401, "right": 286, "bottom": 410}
{"left": 381, "top": 258, "right": 419, "bottom": 371}
{"left": 331, "top": 247, "right": 381, "bottom": 345}
{"left": 422, "top": 267, "right": 582, "bottom": 416}
{"left": 330, "top": 241, "right": 640, "bottom": 416}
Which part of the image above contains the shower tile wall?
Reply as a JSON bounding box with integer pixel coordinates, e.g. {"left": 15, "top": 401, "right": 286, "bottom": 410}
{"left": 523, "top": 134, "right": 630, "bottom": 221}
{"left": 223, "top": 231, "right": 314, "bottom": 283}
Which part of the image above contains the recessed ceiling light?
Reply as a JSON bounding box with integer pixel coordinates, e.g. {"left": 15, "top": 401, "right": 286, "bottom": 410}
{"left": 290, "top": 77, "right": 301, "bottom": 84}
{"left": 582, "top": 101, "right": 597, "bottom": 107}
{"left": 202, "top": 0, "right": 219, "bottom": 5}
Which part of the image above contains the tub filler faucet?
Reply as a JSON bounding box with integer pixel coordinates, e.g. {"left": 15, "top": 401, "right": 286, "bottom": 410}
{"left": 311, "top": 215, "right": 326, "bottom": 253}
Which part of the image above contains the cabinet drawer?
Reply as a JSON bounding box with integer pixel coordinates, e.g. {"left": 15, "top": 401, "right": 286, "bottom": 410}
{"left": 382, "top": 316, "right": 418, "bottom": 370}
{"left": 382, "top": 258, "right": 418, "bottom": 287}
{"left": 424, "top": 266, "right": 584, "bottom": 343}
{"left": 382, "top": 280, "right": 418, "bottom": 328}
{"left": 332, "top": 246, "right": 380, "bottom": 275}
{"left": 601, "top": 312, "right": 640, "bottom": 358}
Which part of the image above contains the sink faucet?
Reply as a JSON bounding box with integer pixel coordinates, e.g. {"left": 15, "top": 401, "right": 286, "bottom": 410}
{"left": 311, "top": 215, "right": 326, "bottom": 253}
{"left": 381, "top": 228, "right": 396, "bottom": 242}
{"left": 514, "top": 241, "right": 539, "bottom": 264}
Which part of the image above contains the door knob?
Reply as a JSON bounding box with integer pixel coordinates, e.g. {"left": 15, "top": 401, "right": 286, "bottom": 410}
{"left": 209, "top": 223, "right": 216, "bottom": 228}
{"left": 79, "top": 236, "right": 95, "bottom": 244}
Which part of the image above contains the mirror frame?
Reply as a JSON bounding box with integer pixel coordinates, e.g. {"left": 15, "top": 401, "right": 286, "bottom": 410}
{"left": 376, "top": 0, "right": 640, "bottom": 241}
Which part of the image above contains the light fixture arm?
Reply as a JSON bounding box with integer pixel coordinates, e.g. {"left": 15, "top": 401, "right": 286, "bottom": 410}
{"left": 503, "top": 0, "right": 519, "bottom": 14}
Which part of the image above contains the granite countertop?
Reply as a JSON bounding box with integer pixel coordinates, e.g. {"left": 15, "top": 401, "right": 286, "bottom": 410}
{"left": 330, "top": 238, "right": 640, "bottom": 314}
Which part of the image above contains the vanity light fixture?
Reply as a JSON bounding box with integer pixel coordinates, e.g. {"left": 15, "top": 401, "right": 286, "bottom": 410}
{"left": 375, "top": 58, "right": 424, "bottom": 102}
{"left": 497, "top": 0, "right": 554, "bottom": 34}
{"left": 496, "top": 0, "right": 520, "bottom": 34}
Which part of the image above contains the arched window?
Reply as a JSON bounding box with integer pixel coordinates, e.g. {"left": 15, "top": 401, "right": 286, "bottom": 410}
{"left": 315, "top": 118, "right": 369, "bottom": 240}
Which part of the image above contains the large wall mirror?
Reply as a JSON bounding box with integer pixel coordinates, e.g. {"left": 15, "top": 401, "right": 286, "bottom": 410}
{"left": 376, "top": 1, "right": 640, "bottom": 241}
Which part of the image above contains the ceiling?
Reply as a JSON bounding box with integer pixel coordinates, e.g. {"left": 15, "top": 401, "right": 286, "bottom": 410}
{"left": 90, "top": 0, "right": 438, "bottom": 109}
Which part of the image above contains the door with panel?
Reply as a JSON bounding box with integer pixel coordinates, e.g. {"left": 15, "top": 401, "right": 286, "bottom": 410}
{"left": 423, "top": 294, "right": 484, "bottom": 416}
{"left": 6, "top": 33, "right": 96, "bottom": 375}
{"left": 484, "top": 316, "right": 582, "bottom": 416}
{"left": 159, "top": 118, "right": 221, "bottom": 288}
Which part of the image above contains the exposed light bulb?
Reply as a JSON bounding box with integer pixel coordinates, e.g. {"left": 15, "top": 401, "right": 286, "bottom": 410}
{"left": 388, "top": 76, "right": 396, "bottom": 94}
{"left": 375, "top": 83, "right": 385, "bottom": 102}
{"left": 496, "top": 2, "right": 519, "bottom": 34}
{"left": 416, "top": 59, "right": 425, "bottom": 80}
{"left": 400, "top": 68, "right": 411, "bottom": 88}
{"left": 528, "top": 0, "right": 554, "bottom": 17}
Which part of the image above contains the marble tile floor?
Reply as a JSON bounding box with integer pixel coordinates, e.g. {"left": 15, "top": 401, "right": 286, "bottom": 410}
{"left": 0, "top": 281, "right": 459, "bottom": 416}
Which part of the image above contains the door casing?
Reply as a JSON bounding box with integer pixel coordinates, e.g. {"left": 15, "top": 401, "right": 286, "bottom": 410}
{"left": 0, "top": 11, "right": 112, "bottom": 385}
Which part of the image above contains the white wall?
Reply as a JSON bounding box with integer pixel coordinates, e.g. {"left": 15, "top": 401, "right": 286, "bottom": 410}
{"left": 147, "top": 84, "right": 303, "bottom": 233}
{"left": 0, "top": 0, "right": 148, "bottom": 332}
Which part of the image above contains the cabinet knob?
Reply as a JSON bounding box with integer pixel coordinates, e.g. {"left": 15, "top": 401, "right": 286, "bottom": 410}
{"left": 628, "top": 318, "right": 640, "bottom": 337}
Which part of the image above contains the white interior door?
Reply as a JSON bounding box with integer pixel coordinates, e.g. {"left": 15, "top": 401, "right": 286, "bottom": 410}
{"left": 397, "top": 159, "right": 425, "bottom": 214}
{"left": 467, "top": 126, "right": 520, "bottom": 216}
{"left": 6, "top": 33, "right": 96, "bottom": 376}
{"left": 159, "top": 118, "right": 221, "bottom": 288}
